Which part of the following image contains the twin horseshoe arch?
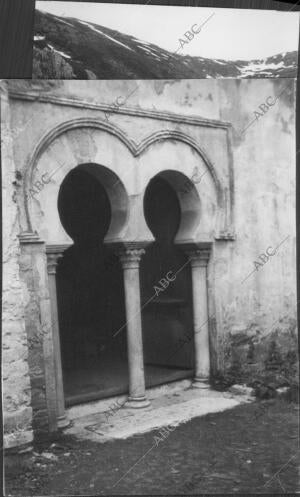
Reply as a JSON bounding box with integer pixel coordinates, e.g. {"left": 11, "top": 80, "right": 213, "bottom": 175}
{"left": 23, "top": 117, "right": 225, "bottom": 243}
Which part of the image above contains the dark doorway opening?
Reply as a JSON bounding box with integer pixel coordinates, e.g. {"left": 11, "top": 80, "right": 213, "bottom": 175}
{"left": 56, "top": 166, "right": 128, "bottom": 406}
{"left": 141, "top": 174, "right": 194, "bottom": 387}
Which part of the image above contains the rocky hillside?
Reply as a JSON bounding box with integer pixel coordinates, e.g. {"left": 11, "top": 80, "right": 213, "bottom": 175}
{"left": 33, "top": 10, "right": 298, "bottom": 79}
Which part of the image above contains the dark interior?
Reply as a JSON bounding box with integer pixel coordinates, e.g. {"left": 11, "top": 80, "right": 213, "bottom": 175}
{"left": 56, "top": 167, "right": 193, "bottom": 407}
{"left": 57, "top": 167, "right": 127, "bottom": 405}
{"left": 141, "top": 175, "right": 194, "bottom": 377}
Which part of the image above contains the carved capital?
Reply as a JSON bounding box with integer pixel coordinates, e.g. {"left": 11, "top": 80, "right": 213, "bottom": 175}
{"left": 118, "top": 248, "right": 145, "bottom": 269}
{"left": 109, "top": 241, "right": 149, "bottom": 269}
{"left": 46, "top": 253, "right": 63, "bottom": 274}
{"left": 179, "top": 242, "right": 212, "bottom": 268}
{"left": 187, "top": 249, "right": 211, "bottom": 268}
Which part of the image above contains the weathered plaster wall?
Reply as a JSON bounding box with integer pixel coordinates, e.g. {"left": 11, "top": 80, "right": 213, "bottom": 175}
{"left": 216, "top": 79, "right": 297, "bottom": 383}
{"left": 2, "top": 79, "right": 297, "bottom": 446}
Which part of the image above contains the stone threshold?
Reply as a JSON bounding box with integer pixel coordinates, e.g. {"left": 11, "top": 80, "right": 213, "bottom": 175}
{"left": 64, "top": 380, "right": 253, "bottom": 444}
{"left": 67, "top": 379, "right": 192, "bottom": 421}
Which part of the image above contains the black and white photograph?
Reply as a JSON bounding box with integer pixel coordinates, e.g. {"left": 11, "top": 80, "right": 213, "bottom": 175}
{"left": 33, "top": 2, "right": 299, "bottom": 78}
{"left": 2, "top": 1, "right": 300, "bottom": 496}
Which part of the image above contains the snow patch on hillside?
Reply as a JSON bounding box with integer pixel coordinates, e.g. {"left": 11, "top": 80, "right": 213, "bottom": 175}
{"left": 240, "top": 60, "right": 285, "bottom": 76}
{"left": 79, "top": 20, "right": 134, "bottom": 52}
{"left": 53, "top": 16, "right": 74, "bottom": 28}
{"left": 47, "top": 44, "right": 71, "bottom": 59}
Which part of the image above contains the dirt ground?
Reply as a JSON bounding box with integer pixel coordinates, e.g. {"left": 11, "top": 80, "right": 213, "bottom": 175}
{"left": 5, "top": 397, "right": 299, "bottom": 495}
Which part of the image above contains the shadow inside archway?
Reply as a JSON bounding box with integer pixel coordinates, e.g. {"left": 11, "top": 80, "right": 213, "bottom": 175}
{"left": 141, "top": 174, "right": 195, "bottom": 382}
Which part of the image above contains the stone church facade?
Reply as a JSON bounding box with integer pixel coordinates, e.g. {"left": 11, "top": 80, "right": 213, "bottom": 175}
{"left": 1, "top": 79, "right": 297, "bottom": 448}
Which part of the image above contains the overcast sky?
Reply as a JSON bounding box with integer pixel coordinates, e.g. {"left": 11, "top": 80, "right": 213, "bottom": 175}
{"left": 36, "top": 2, "right": 299, "bottom": 60}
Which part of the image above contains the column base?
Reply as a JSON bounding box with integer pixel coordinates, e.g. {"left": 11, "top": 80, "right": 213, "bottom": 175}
{"left": 124, "top": 396, "right": 151, "bottom": 409}
{"left": 57, "top": 415, "right": 70, "bottom": 429}
{"left": 192, "top": 378, "right": 210, "bottom": 389}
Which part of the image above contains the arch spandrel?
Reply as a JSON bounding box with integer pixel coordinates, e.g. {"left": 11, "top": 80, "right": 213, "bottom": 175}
{"left": 25, "top": 127, "right": 137, "bottom": 244}
{"left": 23, "top": 118, "right": 231, "bottom": 244}
{"left": 138, "top": 142, "right": 220, "bottom": 243}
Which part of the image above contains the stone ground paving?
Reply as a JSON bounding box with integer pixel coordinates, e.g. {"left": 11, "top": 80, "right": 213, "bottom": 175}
{"left": 65, "top": 383, "right": 251, "bottom": 443}
{"left": 5, "top": 397, "right": 299, "bottom": 495}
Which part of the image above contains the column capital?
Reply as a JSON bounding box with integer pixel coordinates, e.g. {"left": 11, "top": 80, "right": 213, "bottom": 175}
{"left": 181, "top": 243, "right": 212, "bottom": 268}
{"left": 113, "top": 242, "right": 149, "bottom": 269}
{"left": 188, "top": 249, "right": 210, "bottom": 267}
{"left": 46, "top": 253, "right": 63, "bottom": 274}
{"left": 118, "top": 248, "right": 145, "bottom": 269}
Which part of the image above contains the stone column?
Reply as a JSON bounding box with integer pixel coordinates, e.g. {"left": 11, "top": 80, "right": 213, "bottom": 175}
{"left": 187, "top": 247, "right": 211, "bottom": 388}
{"left": 117, "top": 246, "right": 150, "bottom": 408}
{"left": 47, "top": 252, "right": 69, "bottom": 428}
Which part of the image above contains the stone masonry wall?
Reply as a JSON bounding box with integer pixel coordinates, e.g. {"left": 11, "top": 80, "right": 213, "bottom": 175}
{"left": 1, "top": 82, "right": 33, "bottom": 448}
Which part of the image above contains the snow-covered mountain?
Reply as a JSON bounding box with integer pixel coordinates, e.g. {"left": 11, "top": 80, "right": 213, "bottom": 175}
{"left": 33, "top": 10, "right": 298, "bottom": 79}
